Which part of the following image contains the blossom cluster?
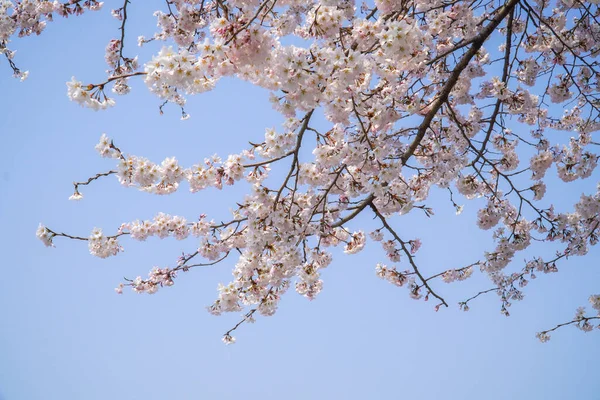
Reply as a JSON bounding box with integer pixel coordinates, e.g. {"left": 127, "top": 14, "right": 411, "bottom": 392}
{"left": 441, "top": 267, "right": 474, "bottom": 284}
{"left": 88, "top": 228, "right": 122, "bottom": 258}
{"left": 67, "top": 77, "right": 115, "bottom": 110}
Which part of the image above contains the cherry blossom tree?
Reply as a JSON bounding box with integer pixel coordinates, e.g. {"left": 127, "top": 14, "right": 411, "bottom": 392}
{"left": 4, "top": 0, "right": 600, "bottom": 344}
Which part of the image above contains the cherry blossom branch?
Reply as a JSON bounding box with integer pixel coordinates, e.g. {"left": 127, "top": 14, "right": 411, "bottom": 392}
{"left": 404, "top": 0, "right": 519, "bottom": 166}
{"left": 182, "top": 253, "right": 230, "bottom": 270}
{"left": 2, "top": 48, "right": 23, "bottom": 77}
{"left": 331, "top": 193, "right": 374, "bottom": 228}
{"left": 242, "top": 150, "right": 294, "bottom": 168}
{"left": 445, "top": 102, "right": 553, "bottom": 229}
{"left": 221, "top": 309, "right": 257, "bottom": 344}
{"left": 370, "top": 203, "right": 448, "bottom": 308}
{"left": 424, "top": 262, "right": 480, "bottom": 283}
{"left": 45, "top": 228, "right": 128, "bottom": 242}
{"left": 333, "top": 0, "right": 518, "bottom": 231}
{"left": 470, "top": 7, "right": 515, "bottom": 168}
{"left": 458, "top": 288, "right": 499, "bottom": 311}
{"left": 457, "top": 251, "right": 585, "bottom": 312}
{"left": 87, "top": 71, "right": 147, "bottom": 90}
{"left": 539, "top": 316, "right": 600, "bottom": 336}
{"left": 117, "top": 0, "right": 131, "bottom": 68}
{"left": 536, "top": 315, "right": 600, "bottom": 343}
{"left": 72, "top": 170, "right": 117, "bottom": 199}
{"left": 222, "top": 286, "right": 277, "bottom": 344}
{"left": 45, "top": 229, "right": 88, "bottom": 241}
{"left": 273, "top": 110, "right": 314, "bottom": 209}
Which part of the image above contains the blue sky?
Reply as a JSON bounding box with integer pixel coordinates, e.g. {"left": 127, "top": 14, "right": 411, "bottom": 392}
{"left": 1, "top": 2, "right": 599, "bottom": 399}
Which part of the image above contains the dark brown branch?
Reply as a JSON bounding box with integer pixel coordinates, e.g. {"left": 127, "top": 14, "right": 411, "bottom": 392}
{"left": 73, "top": 170, "right": 117, "bottom": 193}
{"left": 117, "top": 0, "right": 130, "bottom": 68}
{"left": 402, "top": 0, "right": 519, "bottom": 166}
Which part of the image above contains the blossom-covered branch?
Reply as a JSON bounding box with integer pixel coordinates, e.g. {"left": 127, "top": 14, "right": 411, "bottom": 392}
{"left": 8, "top": 0, "right": 599, "bottom": 343}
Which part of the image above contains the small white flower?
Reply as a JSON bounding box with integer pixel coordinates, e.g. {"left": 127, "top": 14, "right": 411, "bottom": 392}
{"left": 36, "top": 223, "right": 54, "bottom": 247}
{"left": 536, "top": 332, "right": 551, "bottom": 343}
{"left": 589, "top": 294, "right": 600, "bottom": 313}
{"left": 222, "top": 334, "right": 236, "bottom": 345}
{"left": 69, "top": 191, "right": 83, "bottom": 201}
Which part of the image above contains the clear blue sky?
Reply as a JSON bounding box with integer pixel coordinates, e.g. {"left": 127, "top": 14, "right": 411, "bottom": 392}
{"left": 1, "top": 2, "right": 599, "bottom": 399}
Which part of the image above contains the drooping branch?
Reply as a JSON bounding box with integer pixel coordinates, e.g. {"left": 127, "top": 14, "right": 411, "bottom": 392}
{"left": 370, "top": 203, "right": 448, "bottom": 308}
{"left": 72, "top": 171, "right": 117, "bottom": 199}
{"left": 536, "top": 315, "right": 600, "bottom": 342}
